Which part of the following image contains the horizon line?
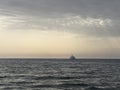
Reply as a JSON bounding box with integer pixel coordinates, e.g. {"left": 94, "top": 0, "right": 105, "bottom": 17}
{"left": 0, "top": 57, "right": 120, "bottom": 60}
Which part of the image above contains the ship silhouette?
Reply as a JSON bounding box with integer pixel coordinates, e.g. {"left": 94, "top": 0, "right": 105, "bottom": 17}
{"left": 70, "top": 55, "right": 76, "bottom": 60}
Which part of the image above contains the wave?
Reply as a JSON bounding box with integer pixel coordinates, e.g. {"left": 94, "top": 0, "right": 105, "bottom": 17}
{"left": 85, "top": 86, "right": 119, "bottom": 90}
{"left": 30, "top": 83, "right": 89, "bottom": 88}
{"left": 32, "top": 75, "right": 97, "bottom": 80}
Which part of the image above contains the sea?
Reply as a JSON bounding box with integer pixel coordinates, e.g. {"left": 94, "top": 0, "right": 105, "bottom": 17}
{"left": 0, "top": 59, "right": 120, "bottom": 90}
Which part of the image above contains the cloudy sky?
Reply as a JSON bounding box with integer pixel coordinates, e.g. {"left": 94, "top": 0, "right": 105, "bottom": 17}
{"left": 0, "top": 0, "right": 120, "bottom": 58}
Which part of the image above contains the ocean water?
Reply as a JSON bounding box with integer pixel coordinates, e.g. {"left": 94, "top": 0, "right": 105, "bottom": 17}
{"left": 0, "top": 59, "right": 120, "bottom": 90}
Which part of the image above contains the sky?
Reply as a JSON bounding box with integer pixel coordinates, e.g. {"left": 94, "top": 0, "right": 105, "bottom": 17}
{"left": 0, "top": 0, "right": 120, "bottom": 58}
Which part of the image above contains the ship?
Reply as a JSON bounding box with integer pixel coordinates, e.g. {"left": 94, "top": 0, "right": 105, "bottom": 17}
{"left": 70, "top": 55, "right": 76, "bottom": 60}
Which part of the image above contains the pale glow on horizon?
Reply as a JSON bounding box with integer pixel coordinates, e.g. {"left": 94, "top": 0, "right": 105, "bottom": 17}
{"left": 0, "top": 30, "right": 120, "bottom": 58}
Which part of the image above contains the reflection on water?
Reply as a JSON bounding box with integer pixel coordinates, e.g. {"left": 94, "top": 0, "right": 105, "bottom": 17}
{"left": 0, "top": 59, "right": 120, "bottom": 90}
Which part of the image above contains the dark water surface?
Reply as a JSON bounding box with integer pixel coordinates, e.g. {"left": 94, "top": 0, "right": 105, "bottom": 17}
{"left": 0, "top": 59, "right": 120, "bottom": 90}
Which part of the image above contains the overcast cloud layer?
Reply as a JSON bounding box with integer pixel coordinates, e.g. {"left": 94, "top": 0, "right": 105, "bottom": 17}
{"left": 0, "top": 0, "right": 120, "bottom": 37}
{"left": 0, "top": 0, "right": 120, "bottom": 18}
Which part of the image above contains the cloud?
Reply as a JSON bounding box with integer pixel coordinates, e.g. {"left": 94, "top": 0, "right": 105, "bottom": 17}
{"left": 0, "top": 0, "right": 120, "bottom": 18}
{"left": 0, "top": 0, "right": 120, "bottom": 38}
{"left": 1, "top": 13, "right": 120, "bottom": 38}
